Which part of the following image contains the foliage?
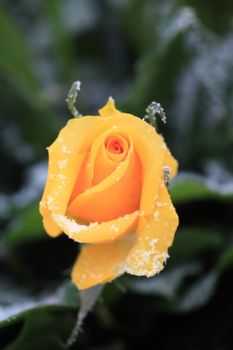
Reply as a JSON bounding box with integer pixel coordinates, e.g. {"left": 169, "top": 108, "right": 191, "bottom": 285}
{"left": 0, "top": 0, "right": 233, "bottom": 349}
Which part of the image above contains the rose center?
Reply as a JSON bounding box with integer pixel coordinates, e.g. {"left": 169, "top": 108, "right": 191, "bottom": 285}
{"left": 105, "top": 137, "right": 124, "bottom": 154}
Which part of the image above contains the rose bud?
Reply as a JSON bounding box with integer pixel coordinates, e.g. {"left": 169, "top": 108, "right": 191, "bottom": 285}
{"left": 40, "top": 98, "right": 179, "bottom": 290}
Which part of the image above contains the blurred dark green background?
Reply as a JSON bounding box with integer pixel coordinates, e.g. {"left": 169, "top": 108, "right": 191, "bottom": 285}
{"left": 0, "top": 0, "right": 233, "bottom": 349}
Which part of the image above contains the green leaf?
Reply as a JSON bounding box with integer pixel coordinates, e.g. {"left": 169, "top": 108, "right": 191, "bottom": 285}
{"left": 0, "top": 7, "right": 59, "bottom": 151}
{"left": 125, "top": 263, "right": 201, "bottom": 299}
{"left": 175, "top": 270, "right": 219, "bottom": 312}
{"left": 170, "top": 173, "right": 233, "bottom": 204}
{"left": 2, "top": 309, "right": 76, "bottom": 350}
{"left": 2, "top": 204, "right": 44, "bottom": 247}
{"left": 170, "top": 227, "right": 222, "bottom": 262}
{"left": 0, "top": 281, "right": 79, "bottom": 326}
{"left": 218, "top": 244, "right": 233, "bottom": 272}
{"left": 44, "top": 0, "right": 75, "bottom": 82}
{"left": 0, "top": 7, "right": 44, "bottom": 107}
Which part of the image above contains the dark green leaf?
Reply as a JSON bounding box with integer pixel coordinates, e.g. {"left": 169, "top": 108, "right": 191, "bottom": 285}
{"left": 170, "top": 227, "right": 222, "bottom": 262}
{"left": 44, "top": 0, "right": 75, "bottom": 82}
{"left": 170, "top": 173, "right": 233, "bottom": 204}
{"left": 125, "top": 263, "right": 201, "bottom": 299}
{"left": 175, "top": 270, "right": 219, "bottom": 312}
{"left": 3, "top": 309, "right": 75, "bottom": 350}
{"left": 0, "top": 8, "right": 44, "bottom": 107}
{"left": 2, "top": 204, "right": 44, "bottom": 247}
{"left": 0, "top": 281, "right": 79, "bottom": 326}
{"left": 218, "top": 244, "right": 233, "bottom": 272}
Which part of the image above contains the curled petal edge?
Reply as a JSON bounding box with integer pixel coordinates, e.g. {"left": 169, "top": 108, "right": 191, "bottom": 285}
{"left": 52, "top": 211, "right": 138, "bottom": 244}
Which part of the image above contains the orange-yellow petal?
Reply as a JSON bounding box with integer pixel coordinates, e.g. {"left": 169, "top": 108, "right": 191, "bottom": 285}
{"left": 42, "top": 215, "right": 61, "bottom": 237}
{"left": 67, "top": 140, "right": 142, "bottom": 223}
{"left": 70, "top": 184, "right": 178, "bottom": 289}
{"left": 40, "top": 116, "right": 103, "bottom": 236}
{"left": 98, "top": 97, "right": 120, "bottom": 117}
{"left": 92, "top": 142, "right": 119, "bottom": 185}
{"left": 39, "top": 142, "right": 65, "bottom": 237}
{"left": 97, "top": 114, "right": 165, "bottom": 215}
{"left": 72, "top": 235, "right": 135, "bottom": 290}
{"left": 69, "top": 130, "right": 130, "bottom": 202}
{"left": 68, "top": 114, "right": 166, "bottom": 221}
{"left": 125, "top": 184, "right": 179, "bottom": 276}
{"left": 52, "top": 210, "right": 138, "bottom": 243}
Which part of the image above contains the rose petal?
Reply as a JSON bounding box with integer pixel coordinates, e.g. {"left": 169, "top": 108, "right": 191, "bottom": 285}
{"left": 52, "top": 210, "right": 138, "bottom": 243}
{"left": 71, "top": 235, "right": 136, "bottom": 290}
{"left": 42, "top": 215, "right": 61, "bottom": 237}
{"left": 69, "top": 130, "right": 130, "bottom": 202}
{"left": 98, "top": 97, "right": 120, "bottom": 117}
{"left": 40, "top": 116, "right": 102, "bottom": 236}
{"left": 70, "top": 184, "right": 178, "bottom": 290}
{"left": 98, "top": 114, "right": 165, "bottom": 215}
{"left": 92, "top": 141, "right": 121, "bottom": 185}
{"left": 125, "top": 184, "right": 179, "bottom": 276}
{"left": 68, "top": 113, "right": 166, "bottom": 221}
{"left": 67, "top": 140, "right": 142, "bottom": 222}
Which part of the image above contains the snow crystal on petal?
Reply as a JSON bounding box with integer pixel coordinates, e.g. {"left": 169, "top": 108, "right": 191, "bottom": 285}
{"left": 153, "top": 210, "right": 160, "bottom": 220}
{"left": 52, "top": 214, "right": 98, "bottom": 239}
{"left": 61, "top": 145, "right": 71, "bottom": 154}
{"left": 110, "top": 224, "right": 120, "bottom": 233}
{"left": 58, "top": 159, "right": 68, "bottom": 169}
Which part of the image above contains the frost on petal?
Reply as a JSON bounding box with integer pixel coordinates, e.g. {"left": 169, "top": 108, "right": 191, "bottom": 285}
{"left": 72, "top": 235, "right": 136, "bottom": 290}
{"left": 125, "top": 185, "right": 178, "bottom": 277}
{"left": 52, "top": 211, "right": 138, "bottom": 244}
{"left": 40, "top": 116, "right": 102, "bottom": 237}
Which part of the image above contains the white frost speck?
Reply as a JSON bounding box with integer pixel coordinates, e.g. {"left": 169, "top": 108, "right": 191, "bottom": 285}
{"left": 52, "top": 214, "right": 98, "bottom": 241}
{"left": 40, "top": 200, "right": 46, "bottom": 208}
{"left": 58, "top": 159, "right": 68, "bottom": 170}
{"left": 47, "top": 196, "right": 54, "bottom": 206}
{"left": 156, "top": 201, "right": 168, "bottom": 207}
{"left": 110, "top": 224, "right": 120, "bottom": 233}
{"left": 61, "top": 145, "right": 71, "bottom": 154}
{"left": 149, "top": 238, "right": 158, "bottom": 247}
{"left": 153, "top": 210, "right": 160, "bottom": 220}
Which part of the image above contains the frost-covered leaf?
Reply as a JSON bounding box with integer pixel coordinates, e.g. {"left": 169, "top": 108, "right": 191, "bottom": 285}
{"left": 0, "top": 281, "right": 79, "bottom": 326}
{"left": 0, "top": 162, "right": 48, "bottom": 246}
{"left": 175, "top": 270, "right": 219, "bottom": 312}
{"left": 125, "top": 263, "right": 201, "bottom": 299}
{"left": 2, "top": 309, "right": 75, "bottom": 350}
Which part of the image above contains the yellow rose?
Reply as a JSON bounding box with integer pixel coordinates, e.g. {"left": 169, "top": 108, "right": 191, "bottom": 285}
{"left": 39, "top": 98, "right": 179, "bottom": 290}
